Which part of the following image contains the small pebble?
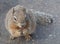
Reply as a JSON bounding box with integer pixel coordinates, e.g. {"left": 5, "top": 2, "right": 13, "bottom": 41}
{"left": 49, "top": 34, "right": 53, "bottom": 37}
{"left": 32, "top": 39, "right": 35, "bottom": 42}
{"left": 36, "top": 35, "right": 38, "bottom": 38}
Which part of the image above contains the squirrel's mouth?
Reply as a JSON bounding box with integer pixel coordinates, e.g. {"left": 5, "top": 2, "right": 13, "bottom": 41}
{"left": 17, "top": 23, "right": 26, "bottom": 29}
{"left": 19, "top": 26, "right": 26, "bottom": 29}
{"left": 17, "top": 21, "right": 29, "bottom": 30}
{"left": 16, "top": 26, "right": 25, "bottom": 30}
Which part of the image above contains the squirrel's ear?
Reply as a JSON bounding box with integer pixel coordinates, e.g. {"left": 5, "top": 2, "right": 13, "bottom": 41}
{"left": 12, "top": 8, "right": 15, "bottom": 14}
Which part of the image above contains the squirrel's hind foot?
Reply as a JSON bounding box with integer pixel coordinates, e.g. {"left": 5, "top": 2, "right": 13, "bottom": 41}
{"left": 10, "top": 36, "right": 17, "bottom": 40}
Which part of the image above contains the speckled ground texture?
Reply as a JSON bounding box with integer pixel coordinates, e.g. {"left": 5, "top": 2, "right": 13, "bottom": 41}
{"left": 0, "top": 0, "right": 60, "bottom": 44}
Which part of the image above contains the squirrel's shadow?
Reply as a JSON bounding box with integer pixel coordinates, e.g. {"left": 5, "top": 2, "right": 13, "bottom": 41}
{"left": 31, "top": 23, "right": 54, "bottom": 40}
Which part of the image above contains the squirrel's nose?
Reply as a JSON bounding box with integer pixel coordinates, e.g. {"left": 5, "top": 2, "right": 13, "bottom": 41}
{"left": 18, "top": 23, "right": 26, "bottom": 28}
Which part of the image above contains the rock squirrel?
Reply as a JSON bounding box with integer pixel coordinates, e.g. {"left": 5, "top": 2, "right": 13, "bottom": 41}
{"left": 5, "top": 5, "right": 53, "bottom": 41}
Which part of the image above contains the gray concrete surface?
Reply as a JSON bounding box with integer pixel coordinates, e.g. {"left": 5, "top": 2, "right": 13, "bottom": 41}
{"left": 0, "top": 0, "right": 60, "bottom": 44}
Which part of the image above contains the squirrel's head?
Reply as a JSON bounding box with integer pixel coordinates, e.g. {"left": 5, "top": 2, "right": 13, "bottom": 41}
{"left": 12, "top": 7, "right": 28, "bottom": 28}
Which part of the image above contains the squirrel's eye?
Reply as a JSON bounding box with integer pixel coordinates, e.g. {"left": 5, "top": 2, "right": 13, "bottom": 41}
{"left": 14, "top": 16, "right": 17, "bottom": 21}
{"left": 14, "top": 18, "right": 16, "bottom": 20}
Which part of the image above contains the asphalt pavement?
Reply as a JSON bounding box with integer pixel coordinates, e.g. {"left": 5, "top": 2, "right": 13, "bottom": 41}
{"left": 0, "top": 0, "right": 60, "bottom": 44}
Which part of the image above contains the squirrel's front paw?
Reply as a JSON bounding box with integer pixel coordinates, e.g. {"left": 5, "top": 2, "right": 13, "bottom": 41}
{"left": 10, "top": 36, "right": 16, "bottom": 40}
{"left": 25, "top": 34, "right": 32, "bottom": 41}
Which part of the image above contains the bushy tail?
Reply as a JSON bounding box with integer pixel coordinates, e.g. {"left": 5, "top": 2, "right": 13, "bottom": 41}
{"left": 35, "top": 11, "right": 53, "bottom": 25}
{"left": 30, "top": 9, "right": 54, "bottom": 25}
